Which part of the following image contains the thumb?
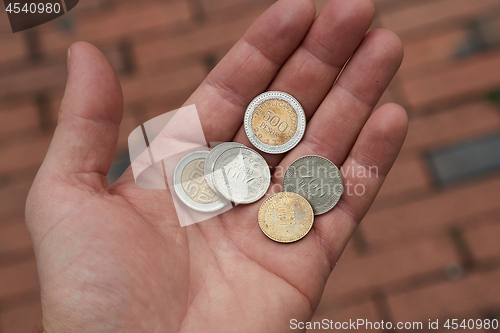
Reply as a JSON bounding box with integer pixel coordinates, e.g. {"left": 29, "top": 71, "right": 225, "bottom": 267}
{"left": 40, "top": 41, "right": 123, "bottom": 191}
{"left": 25, "top": 42, "right": 123, "bottom": 246}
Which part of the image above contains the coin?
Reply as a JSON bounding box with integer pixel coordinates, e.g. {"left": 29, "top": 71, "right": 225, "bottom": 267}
{"left": 258, "top": 192, "right": 314, "bottom": 243}
{"left": 204, "top": 142, "right": 246, "bottom": 193}
{"left": 212, "top": 147, "right": 271, "bottom": 204}
{"left": 174, "top": 151, "right": 229, "bottom": 212}
{"left": 244, "top": 91, "right": 306, "bottom": 154}
{"left": 283, "top": 155, "right": 343, "bottom": 215}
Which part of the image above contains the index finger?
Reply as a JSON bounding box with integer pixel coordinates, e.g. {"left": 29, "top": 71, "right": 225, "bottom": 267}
{"left": 182, "top": 0, "right": 316, "bottom": 144}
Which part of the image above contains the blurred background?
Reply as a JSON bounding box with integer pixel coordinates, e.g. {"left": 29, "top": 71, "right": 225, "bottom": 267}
{"left": 1, "top": 0, "right": 500, "bottom": 331}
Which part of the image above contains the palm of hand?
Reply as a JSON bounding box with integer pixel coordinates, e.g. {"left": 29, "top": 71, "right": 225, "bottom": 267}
{"left": 25, "top": 0, "right": 407, "bottom": 332}
{"left": 35, "top": 174, "right": 328, "bottom": 332}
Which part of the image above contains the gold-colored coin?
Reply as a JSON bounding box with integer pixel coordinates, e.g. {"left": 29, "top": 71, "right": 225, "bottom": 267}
{"left": 251, "top": 99, "right": 298, "bottom": 146}
{"left": 258, "top": 192, "right": 314, "bottom": 243}
{"left": 244, "top": 91, "right": 306, "bottom": 154}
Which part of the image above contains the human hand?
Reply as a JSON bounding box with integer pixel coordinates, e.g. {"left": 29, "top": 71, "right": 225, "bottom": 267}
{"left": 26, "top": 0, "right": 407, "bottom": 332}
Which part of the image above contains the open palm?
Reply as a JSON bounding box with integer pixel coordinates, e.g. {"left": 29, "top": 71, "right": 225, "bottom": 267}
{"left": 25, "top": 0, "right": 407, "bottom": 332}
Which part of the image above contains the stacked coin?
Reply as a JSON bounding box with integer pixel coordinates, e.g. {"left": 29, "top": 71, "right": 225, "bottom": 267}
{"left": 204, "top": 142, "right": 246, "bottom": 192}
{"left": 211, "top": 146, "right": 271, "bottom": 204}
{"left": 175, "top": 144, "right": 271, "bottom": 210}
{"left": 173, "top": 91, "right": 343, "bottom": 244}
{"left": 173, "top": 151, "right": 230, "bottom": 212}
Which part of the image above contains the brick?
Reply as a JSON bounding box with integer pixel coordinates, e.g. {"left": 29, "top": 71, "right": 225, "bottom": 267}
{"left": 0, "top": 259, "right": 39, "bottom": 300}
{"left": 1, "top": 215, "right": 25, "bottom": 226}
{"left": 200, "top": 0, "right": 272, "bottom": 16}
{"left": 401, "top": 29, "right": 466, "bottom": 76}
{"left": 363, "top": 175, "right": 500, "bottom": 245}
{"left": 320, "top": 236, "right": 459, "bottom": 300}
{"left": 338, "top": 235, "right": 360, "bottom": 263}
{"left": 388, "top": 268, "right": 500, "bottom": 322}
{"left": 146, "top": 88, "right": 194, "bottom": 115}
{"left": 0, "top": 223, "right": 32, "bottom": 257}
{"left": 403, "top": 101, "right": 500, "bottom": 154}
{"left": 377, "top": 156, "right": 430, "bottom": 199}
{"left": 134, "top": 8, "right": 262, "bottom": 69}
{"left": 372, "top": 0, "right": 395, "bottom": 6}
{"left": 121, "top": 64, "right": 206, "bottom": 105}
{"left": 0, "top": 299, "right": 41, "bottom": 333}
{"left": 379, "top": 0, "right": 499, "bottom": 36}
{"left": 399, "top": 14, "right": 500, "bottom": 77}
{"left": 309, "top": 301, "right": 379, "bottom": 333}
{"left": 400, "top": 49, "right": 500, "bottom": 109}
{"left": 117, "top": 113, "right": 138, "bottom": 150}
{"left": 465, "top": 222, "right": 500, "bottom": 261}
{"left": 0, "top": 101, "right": 39, "bottom": 137}
{"left": 0, "top": 35, "right": 26, "bottom": 65}
{"left": 40, "top": 1, "right": 193, "bottom": 56}
{"left": 80, "top": 1, "right": 192, "bottom": 41}
{"left": 0, "top": 136, "right": 51, "bottom": 175}
{"left": 0, "top": 180, "right": 33, "bottom": 220}
{"left": 0, "top": 63, "right": 67, "bottom": 99}
{"left": 97, "top": 44, "right": 125, "bottom": 76}
{"left": 0, "top": 9, "right": 14, "bottom": 32}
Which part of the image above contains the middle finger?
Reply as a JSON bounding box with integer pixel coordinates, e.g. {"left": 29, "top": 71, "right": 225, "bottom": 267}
{"left": 232, "top": 0, "right": 375, "bottom": 167}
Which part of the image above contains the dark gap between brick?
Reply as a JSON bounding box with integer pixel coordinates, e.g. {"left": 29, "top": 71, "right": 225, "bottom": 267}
{"left": 187, "top": 0, "right": 206, "bottom": 23}
{"left": 449, "top": 226, "right": 475, "bottom": 271}
{"left": 118, "top": 39, "right": 135, "bottom": 75}
{"left": 372, "top": 290, "right": 394, "bottom": 329}
{"left": 352, "top": 228, "right": 369, "bottom": 255}
{"left": 485, "top": 89, "right": 500, "bottom": 109}
{"left": 426, "top": 132, "right": 500, "bottom": 187}
{"left": 24, "top": 29, "right": 42, "bottom": 63}
{"left": 455, "top": 15, "right": 500, "bottom": 59}
{"left": 203, "top": 53, "right": 218, "bottom": 73}
{"left": 36, "top": 93, "right": 53, "bottom": 132}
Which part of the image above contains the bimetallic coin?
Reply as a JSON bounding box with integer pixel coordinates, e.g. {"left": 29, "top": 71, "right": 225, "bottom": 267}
{"left": 283, "top": 155, "right": 343, "bottom": 215}
{"left": 204, "top": 142, "right": 246, "bottom": 193}
{"left": 258, "top": 192, "right": 314, "bottom": 243}
{"left": 244, "top": 91, "right": 305, "bottom": 154}
{"left": 212, "top": 147, "right": 271, "bottom": 204}
{"left": 174, "top": 151, "right": 229, "bottom": 212}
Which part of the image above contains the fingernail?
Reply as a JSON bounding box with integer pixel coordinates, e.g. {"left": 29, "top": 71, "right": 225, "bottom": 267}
{"left": 67, "top": 47, "right": 71, "bottom": 72}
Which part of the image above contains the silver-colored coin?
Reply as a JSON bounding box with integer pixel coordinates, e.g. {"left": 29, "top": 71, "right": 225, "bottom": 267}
{"left": 174, "top": 151, "right": 229, "bottom": 212}
{"left": 212, "top": 147, "right": 271, "bottom": 204}
{"left": 204, "top": 142, "right": 246, "bottom": 193}
{"left": 244, "top": 91, "right": 306, "bottom": 154}
{"left": 283, "top": 155, "right": 343, "bottom": 215}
